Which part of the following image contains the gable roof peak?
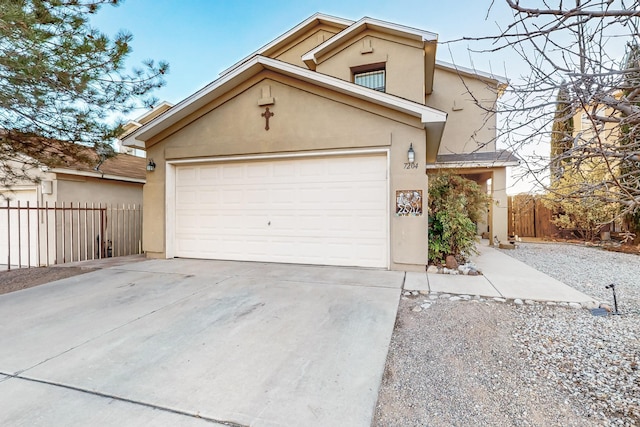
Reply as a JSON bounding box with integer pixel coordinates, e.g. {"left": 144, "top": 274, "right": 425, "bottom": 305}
{"left": 301, "top": 16, "right": 438, "bottom": 69}
{"left": 219, "top": 12, "right": 353, "bottom": 77}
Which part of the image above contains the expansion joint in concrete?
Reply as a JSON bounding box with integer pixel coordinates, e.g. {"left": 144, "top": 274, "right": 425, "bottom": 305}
{"left": 0, "top": 371, "right": 249, "bottom": 427}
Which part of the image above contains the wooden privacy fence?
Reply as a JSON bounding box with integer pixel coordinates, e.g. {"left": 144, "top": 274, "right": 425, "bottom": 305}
{"left": 508, "top": 195, "right": 559, "bottom": 238}
{"left": 0, "top": 202, "right": 142, "bottom": 269}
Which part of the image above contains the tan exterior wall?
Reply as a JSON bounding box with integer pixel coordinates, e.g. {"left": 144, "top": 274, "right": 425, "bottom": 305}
{"left": 55, "top": 175, "right": 143, "bottom": 206}
{"left": 315, "top": 31, "right": 425, "bottom": 103}
{"left": 429, "top": 68, "right": 498, "bottom": 155}
{"left": 143, "top": 73, "right": 429, "bottom": 270}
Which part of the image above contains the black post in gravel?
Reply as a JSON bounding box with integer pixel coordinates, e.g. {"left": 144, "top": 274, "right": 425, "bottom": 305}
{"left": 605, "top": 284, "right": 620, "bottom": 315}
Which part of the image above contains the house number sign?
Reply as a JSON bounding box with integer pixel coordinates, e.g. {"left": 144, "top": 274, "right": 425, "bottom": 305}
{"left": 403, "top": 162, "right": 419, "bottom": 169}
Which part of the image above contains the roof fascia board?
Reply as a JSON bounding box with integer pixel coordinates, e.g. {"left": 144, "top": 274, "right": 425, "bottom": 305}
{"left": 49, "top": 168, "right": 146, "bottom": 183}
{"left": 133, "top": 101, "right": 174, "bottom": 123}
{"left": 125, "top": 57, "right": 267, "bottom": 146}
{"left": 302, "top": 17, "right": 438, "bottom": 68}
{"left": 123, "top": 56, "right": 447, "bottom": 147}
{"left": 0, "top": 184, "right": 38, "bottom": 191}
{"left": 425, "top": 160, "right": 520, "bottom": 169}
{"left": 435, "top": 60, "right": 507, "bottom": 85}
{"left": 264, "top": 58, "right": 447, "bottom": 123}
{"left": 219, "top": 13, "right": 354, "bottom": 77}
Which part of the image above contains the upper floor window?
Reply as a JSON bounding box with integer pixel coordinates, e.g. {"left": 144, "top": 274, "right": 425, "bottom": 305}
{"left": 353, "top": 64, "right": 386, "bottom": 92}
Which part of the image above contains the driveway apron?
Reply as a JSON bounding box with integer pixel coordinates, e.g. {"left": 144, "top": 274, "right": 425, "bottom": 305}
{"left": 0, "top": 259, "right": 403, "bottom": 426}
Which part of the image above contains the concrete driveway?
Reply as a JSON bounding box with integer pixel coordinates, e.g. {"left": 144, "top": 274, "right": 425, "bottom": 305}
{"left": 0, "top": 259, "right": 403, "bottom": 426}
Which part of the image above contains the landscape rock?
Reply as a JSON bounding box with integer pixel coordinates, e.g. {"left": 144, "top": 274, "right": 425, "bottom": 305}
{"left": 426, "top": 265, "right": 439, "bottom": 274}
{"left": 514, "top": 299, "right": 524, "bottom": 305}
{"left": 581, "top": 300, "right": 599, "bottom": 310}
{"left": 445, "top": 255, "right": 458, "bottom": 269}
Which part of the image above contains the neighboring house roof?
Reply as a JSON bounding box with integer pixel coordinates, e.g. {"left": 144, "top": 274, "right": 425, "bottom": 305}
{"left": 120, "top": 101, "right": 174, "bottom": 138}
{"left": 426, "top": 150, "right": 520, "bottom": 169}
{"left": 220, "top": 13, "right": 354, "bottom": 76}
{"left": 123, "top": 55, "right": 448, "bottom": 150}
{"left": 50, "top": 151, "right": 147, "bottom": 183}
{"left": 0, "top": 131, "right": 146, "bottom": 183}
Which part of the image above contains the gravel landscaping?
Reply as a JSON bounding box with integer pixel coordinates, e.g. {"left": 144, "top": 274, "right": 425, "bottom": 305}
{"left": 503, "top": 242, "right": 639, "bottom": 425}
{"left": 374, "top": 242, "right": 639, "bottom": 426}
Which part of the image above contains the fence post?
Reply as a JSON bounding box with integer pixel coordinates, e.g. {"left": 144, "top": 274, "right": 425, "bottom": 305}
{"left": 6, "top": 200, "right": 10, "bottom": 270}
{"left": 26, "top": 201, "right": 31, "bottom": 268}
{"left": 36, "top": 200, "right": 40, "bottom": 267}
{"left": 46, "top": 201, "right": 50, "bottom": 266}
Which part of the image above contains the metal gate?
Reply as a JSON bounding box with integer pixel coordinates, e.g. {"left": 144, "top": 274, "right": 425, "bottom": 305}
{"left": 0, "top": 201, "right": 142, "bottom": 269}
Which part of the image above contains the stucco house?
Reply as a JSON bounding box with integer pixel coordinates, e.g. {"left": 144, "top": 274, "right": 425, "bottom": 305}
{"left": 123, "top": 13, "right": 518, "bottom": 271}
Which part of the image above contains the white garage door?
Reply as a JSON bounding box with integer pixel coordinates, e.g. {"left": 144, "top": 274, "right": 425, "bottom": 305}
{"left": 174, "top": 154, "right": 388, "bottom": 268}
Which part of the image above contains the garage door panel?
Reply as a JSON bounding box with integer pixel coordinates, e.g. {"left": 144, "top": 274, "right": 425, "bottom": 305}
{"left": 198, "top": 166, "right": 220, "bottom": 181}
{"left": 357, "top": 215, "right": 387, "bottom": 232}
{"left": 174, "top": 154, "right": 388, "bottom": 268}
{"left": 245, "top": 189, "right": 269, "bottom": 204}
{"left": 176, "top": 167, "right": 197, "bottom": 183}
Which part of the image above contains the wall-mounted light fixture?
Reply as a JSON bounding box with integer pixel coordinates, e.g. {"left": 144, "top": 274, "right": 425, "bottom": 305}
{"left": 41, "top": 180, "right": 53, "bottom": 195}
{"left": 146, "top": 159, "right": 156, "bottom": 172}
{"left": 407, "top": 143, "right": 415, "bottom": 164}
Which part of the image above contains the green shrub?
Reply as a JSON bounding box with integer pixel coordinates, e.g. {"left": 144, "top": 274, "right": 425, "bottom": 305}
{"left": 428, "top": 173, "right": 490, "bottom": 264}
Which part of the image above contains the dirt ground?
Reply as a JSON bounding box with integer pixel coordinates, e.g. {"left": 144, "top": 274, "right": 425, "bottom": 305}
{"left": 0, "top": 266, "right": 95, "bottom": 295}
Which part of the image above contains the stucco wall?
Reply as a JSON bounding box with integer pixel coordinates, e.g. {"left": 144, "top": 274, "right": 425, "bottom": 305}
{"left": 315, "top": 31, "right": 425, "bottom": 104}
{"left": 143, "top": 73, "right": 429, "bottom": 270}
{"left": 55, "top": 175, "right": 143, "bottom": 206}
{"left": 428, "top": 67, "right": 498, "bottom": 156}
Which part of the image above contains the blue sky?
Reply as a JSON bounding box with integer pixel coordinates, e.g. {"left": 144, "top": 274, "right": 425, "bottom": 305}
{"left": 91, "top": 0, "right": 517, "bottom": 112}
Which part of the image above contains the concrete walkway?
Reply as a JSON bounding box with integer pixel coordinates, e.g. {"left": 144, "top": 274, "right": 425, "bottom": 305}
{"left": 405, "top": 243, "right": 597, "bottom": 304}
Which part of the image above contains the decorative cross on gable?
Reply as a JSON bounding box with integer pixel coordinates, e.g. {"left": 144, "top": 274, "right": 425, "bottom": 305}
{"left": 261, "top": 107, "right": 274, "bottom": 131}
